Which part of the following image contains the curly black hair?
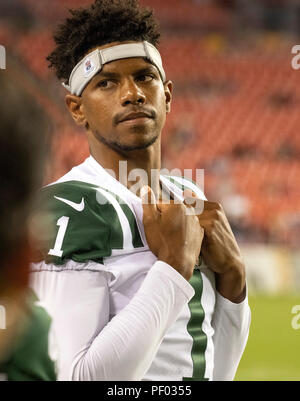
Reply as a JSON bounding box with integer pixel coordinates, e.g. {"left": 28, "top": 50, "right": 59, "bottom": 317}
{"left": 47, "top": 0, "right": 161, "bottom": 83}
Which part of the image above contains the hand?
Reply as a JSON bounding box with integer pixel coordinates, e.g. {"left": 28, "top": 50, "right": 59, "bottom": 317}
{"left": 141, "top": 186, "right": 204, "bottom": 281}
{"left": 183, "top": 190, "right": 246, "bottom": 302}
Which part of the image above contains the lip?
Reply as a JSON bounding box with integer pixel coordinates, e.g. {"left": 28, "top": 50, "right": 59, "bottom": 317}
{"left": 119, "top": 112, "right": 152, "bottom": 123}
{"left": 120, "top": 116, "right": 152, "bottom": 126}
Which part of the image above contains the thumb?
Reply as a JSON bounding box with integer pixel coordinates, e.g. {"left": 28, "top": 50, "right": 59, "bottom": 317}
{"left": 140, "top": 185, "right": 156, "bottom": 206}
{"left": 140, "top": 185, "right": 159, "bottom": 220}
{"left": 183, "top": 189, "right": 204, "bottom": 216}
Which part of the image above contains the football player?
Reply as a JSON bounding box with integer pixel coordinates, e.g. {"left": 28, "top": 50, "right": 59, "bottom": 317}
{"left": 31, "top": 0, "right": 250, "bottom": 381}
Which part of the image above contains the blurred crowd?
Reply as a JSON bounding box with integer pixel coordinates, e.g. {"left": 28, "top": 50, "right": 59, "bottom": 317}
{"left": 1, "top": 0, "right": 300, "bottom": 247}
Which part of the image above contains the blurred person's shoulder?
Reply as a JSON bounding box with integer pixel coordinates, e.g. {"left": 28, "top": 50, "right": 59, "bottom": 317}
{"left": 0, "top": 290, "right": 56, "bottom": 381}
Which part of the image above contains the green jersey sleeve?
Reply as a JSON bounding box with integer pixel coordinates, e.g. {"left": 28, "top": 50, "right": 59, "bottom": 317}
{"left": 33, "top": 180, "right": 144, "bottom": 266}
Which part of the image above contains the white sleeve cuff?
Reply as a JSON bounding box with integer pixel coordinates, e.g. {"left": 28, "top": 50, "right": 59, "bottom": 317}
{"left": 152, "top": 261, "right": 195, "bottom": 301}
{"left": 215, "top": 285, "right": 249, "bottom": 312}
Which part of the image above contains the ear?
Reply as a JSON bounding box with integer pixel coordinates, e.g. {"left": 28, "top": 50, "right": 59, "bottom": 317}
{"left": 164, "top": 80, "right": 173, "bottom": 114}
{"left": 65, "top": 94, "right": 87, "bottom": 128}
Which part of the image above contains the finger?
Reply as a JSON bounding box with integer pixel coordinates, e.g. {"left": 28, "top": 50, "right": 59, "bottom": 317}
{"left": 181, "top": 190, "right": 221, "bottom": 213}
{"left": 197, "top": 207, "right": 228, "bottom": 230}
{"left": 183, "top": 189, "right": 198, "bottom": 201}
{"left": 183, "top": 190, "right": 204, "bottom": 216}
{"left": 202, "top": 200, "right": 223, "bottom": 212}
{"left": 140, "top": 185, "right": 156, "bottom": 205}
{"left": 141, "top": 186, "right": 160, "bottom": 220}
{"left": 197, "top": 209, "right": 222, "bottom": 220}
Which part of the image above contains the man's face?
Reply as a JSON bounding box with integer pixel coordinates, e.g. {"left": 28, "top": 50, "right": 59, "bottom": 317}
{"left": 67, "top": 41, "right": 172, "bottom": 152}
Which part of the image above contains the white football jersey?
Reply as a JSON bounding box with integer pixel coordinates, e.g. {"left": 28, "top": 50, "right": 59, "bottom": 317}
{"left": 30, "top": 156, "right": 250, "bottom": 381}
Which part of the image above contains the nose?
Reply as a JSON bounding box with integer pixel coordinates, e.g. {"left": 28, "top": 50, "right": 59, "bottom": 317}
{"left": 120, "top": 78, "right": 146, "bottom": 106}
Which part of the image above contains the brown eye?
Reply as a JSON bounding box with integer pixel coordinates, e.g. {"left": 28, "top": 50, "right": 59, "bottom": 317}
{"left": 137, "top": 74, "right": 154, "bottom": 82}
{"left": 98, "top": 80, "right": 115, "bottom": 89}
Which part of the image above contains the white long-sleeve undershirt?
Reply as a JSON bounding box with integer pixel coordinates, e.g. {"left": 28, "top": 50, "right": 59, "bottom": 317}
{"left": 30, "top": 260, "right": 195, "bottom": 381}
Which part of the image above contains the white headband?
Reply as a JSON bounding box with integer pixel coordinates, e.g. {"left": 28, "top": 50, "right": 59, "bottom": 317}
{"left": 62, "top": 41, "right": 166, "bottom": 96}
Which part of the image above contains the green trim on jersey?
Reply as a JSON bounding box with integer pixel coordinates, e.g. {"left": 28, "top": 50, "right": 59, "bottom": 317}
{"left": 102, "top": 188, "right": 144, "bottom": 249}
{"left": 163, "top": 176, "right": 185, "bottom": 191}
{"left": 0, "top": 291, "right": 56, "bottom": 381}
{"left": 162, "top": 176, "right": 208, "bottom": 381}
{"left": 183, "top": 269, "right": 208, "bottom": 381}
{"left": 163, "top": 175, "right": 202, "bottom": 194}
{"left": 35, "top": 181, "right": 144, "bottom": 265}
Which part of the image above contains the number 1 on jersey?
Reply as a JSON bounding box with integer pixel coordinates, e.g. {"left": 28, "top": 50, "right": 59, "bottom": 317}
{"left": 48, "top": 216, "right": 70, "bottom": 257}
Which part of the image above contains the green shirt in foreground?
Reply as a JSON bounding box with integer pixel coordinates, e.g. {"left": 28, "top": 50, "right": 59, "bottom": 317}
{"left": 0, "top": 290, "right": 56, "bottom": 381}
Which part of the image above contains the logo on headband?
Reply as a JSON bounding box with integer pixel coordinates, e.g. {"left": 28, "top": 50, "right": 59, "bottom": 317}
{"left": 83, "top": 58, "right": 95, "bottom": 77}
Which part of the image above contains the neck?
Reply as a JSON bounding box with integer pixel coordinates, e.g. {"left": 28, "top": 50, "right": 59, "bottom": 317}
{"left": 88, "top": 134, "right": 162, "bottom": 199}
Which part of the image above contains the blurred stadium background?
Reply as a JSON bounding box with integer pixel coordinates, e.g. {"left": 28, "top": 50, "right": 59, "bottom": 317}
{"left": 1, "top": 0, "right": 299, "bottom": 380}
